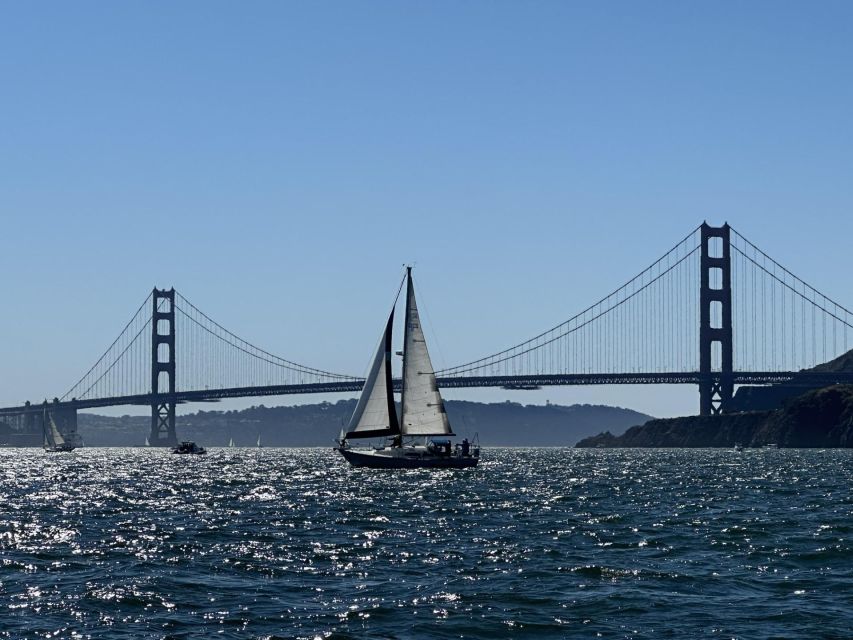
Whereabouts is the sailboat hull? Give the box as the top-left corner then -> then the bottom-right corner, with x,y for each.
337,446 -> 478,469
44,444 -> 76,453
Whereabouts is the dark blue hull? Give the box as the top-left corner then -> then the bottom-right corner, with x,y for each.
338,447 -> 479,469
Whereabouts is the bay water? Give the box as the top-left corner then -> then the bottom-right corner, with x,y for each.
2,448 -> 852,638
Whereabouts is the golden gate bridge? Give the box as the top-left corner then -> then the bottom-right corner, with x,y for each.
3,222 -> 853,446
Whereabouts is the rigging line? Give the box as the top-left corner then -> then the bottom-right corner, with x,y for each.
444,246 -> 701,375
173,306 -> 359,381
437,226 -> 703,374
174,292 -> 356,380
406,270 -> 449,371
353,270 -> 408,380
732,246 -> 853,331
60,292 -> 154,400
391,269 -> 407,310
730,226 -> 853,320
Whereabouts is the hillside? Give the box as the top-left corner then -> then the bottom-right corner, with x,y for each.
730,348 -> 853,412
577,385 -> 853,448
76,399 -> 653,447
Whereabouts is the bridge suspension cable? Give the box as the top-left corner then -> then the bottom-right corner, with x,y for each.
173,292 -> 360,391
437,225 -> 704,379
60,292 -> 156,401
438,223 -> 853,382
52,223 -> 853,409
729,227 -> 853,373
59,289 -> 360,403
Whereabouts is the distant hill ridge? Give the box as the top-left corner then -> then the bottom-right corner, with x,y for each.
76,399 -> 653,447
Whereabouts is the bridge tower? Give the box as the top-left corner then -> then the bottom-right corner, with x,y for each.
699,223 -> 733,415
149,288 -> 178,446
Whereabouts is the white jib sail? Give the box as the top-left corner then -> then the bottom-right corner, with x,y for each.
345,310 -> 399,439
401,272 -> 453,436
49,416 -> 65,446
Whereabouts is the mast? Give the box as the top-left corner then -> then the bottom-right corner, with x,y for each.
42,406 -> 49,449
400,266 -> 412,433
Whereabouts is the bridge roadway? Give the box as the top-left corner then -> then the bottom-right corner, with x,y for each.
4,371 -> 853,417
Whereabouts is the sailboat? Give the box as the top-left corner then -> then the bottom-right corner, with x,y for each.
43,410 -> 75,453
337,267 -> 479,468
228,437 -> 235,448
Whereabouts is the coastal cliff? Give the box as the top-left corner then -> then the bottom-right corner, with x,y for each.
577,385 -> 853,448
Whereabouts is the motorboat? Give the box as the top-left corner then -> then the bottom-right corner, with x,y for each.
172,441 -> 207,455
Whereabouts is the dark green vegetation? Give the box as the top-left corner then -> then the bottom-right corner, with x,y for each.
579,348 -> 853,448
578,385 -> 853,448
77,400 -> 652,447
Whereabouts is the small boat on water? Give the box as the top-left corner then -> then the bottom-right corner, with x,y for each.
43,410 -> 75,453
172,441 -> 207,455
336,267 -> 480,469
228,437 -> 234,448
733,443 -> 744,452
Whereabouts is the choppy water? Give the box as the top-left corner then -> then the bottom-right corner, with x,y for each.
1,448 -> 852,639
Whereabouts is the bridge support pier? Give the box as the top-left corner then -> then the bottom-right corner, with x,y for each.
149,288 -> 178,447
699,223 -> 734,415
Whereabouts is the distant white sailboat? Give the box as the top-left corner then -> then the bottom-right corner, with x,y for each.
144,436 -> 150,447
336,267 -> 479,468
228,437 -> 234,448
43,409 -> 75,453
256,434 -> 262,448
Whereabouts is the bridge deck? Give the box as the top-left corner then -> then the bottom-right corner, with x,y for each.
4,371 -> 853,416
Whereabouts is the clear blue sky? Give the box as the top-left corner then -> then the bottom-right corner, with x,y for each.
1,1 -> 852,418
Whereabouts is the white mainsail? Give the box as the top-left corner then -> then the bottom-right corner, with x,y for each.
345,310 -> 400,439
401,269 -> 453,437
